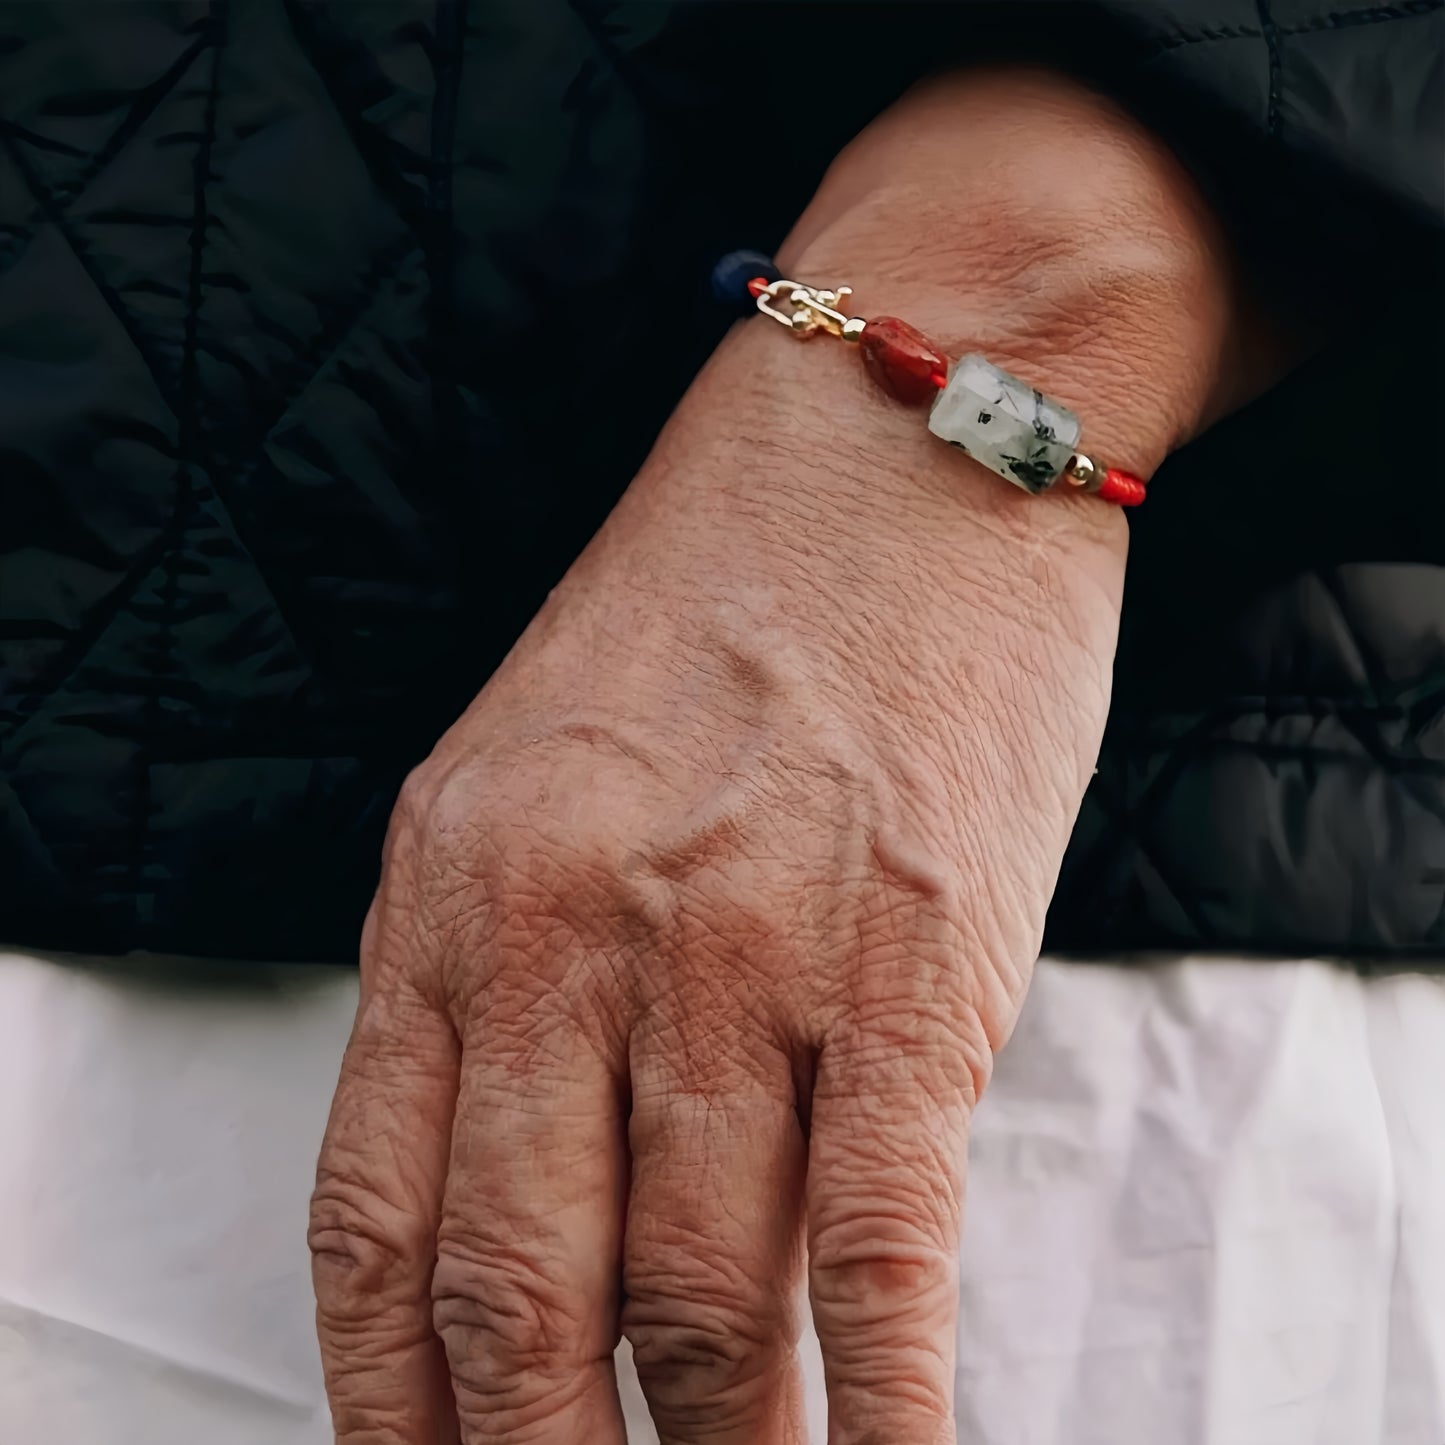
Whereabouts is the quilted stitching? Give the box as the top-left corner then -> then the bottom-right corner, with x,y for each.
277,0 -> 432,225
0,0 -> 459,943
0,221 -> 420,749
0,126 -> 189,422
1051,561 -> 1445,952
0,5 -> 427,737
1148,0 -> 1441,53
1255,0 -> 1283,134
127,0 -> 228,896
0,33 -> 211,276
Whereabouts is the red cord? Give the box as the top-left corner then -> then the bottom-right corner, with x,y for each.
1099,468 -> 1147,507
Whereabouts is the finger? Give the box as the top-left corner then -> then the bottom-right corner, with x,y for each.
434,997 -> 628,1443
807,1010 -> 984,1445
310,908 -> 462,1443
622,1007 -> 808,1444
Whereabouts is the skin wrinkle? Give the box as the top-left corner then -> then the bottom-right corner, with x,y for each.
452,1377 -> 613,1441
432,1250 -> 594,1366
553,721 -> 661,773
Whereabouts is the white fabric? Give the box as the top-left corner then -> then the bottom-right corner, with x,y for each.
0,948 -> 1441,1444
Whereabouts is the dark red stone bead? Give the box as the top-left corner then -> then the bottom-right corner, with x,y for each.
859,316 -> 950,406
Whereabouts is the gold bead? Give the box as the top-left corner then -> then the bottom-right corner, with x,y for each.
840,316 -> 867,342
1064,453 -> 1098,489
790,308 -> 814,333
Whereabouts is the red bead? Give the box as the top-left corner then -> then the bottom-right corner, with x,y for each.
1098,467 -> 1147,507
746,275 -> 770,299
859,316 -> 950,406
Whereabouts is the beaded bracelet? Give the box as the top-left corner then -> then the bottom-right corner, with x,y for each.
712,250 -> 1147,507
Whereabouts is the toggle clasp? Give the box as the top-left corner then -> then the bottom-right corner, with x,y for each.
753,279 -> 865,341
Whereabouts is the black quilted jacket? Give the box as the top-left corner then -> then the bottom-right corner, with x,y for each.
1,1 -> 1441,962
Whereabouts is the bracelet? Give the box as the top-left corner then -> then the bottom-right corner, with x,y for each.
711,250 -> 1147,507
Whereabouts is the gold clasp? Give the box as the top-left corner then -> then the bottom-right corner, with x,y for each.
754,279 -> 863,340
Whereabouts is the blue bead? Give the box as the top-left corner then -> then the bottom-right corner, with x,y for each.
710,249 -> 779,307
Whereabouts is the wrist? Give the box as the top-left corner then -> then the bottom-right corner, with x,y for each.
781,66 -> 1243,471
551,66 -> 1244,783
627,324 -> 1124,783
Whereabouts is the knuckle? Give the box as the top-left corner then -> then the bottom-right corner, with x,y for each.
810,1222 -> 957,1316
418,763 -> 495,853
308,1171 -> 431,1322
395,765 -> 512,985
432,1237 -> 596,1388
809,1219 -> 958,1355
394,756 -> 509,881
807,1131 -> 965,1328
625,1307 -> 765,1375
622,1260 -> 794,1411
390,759 -> 435,839
387,759 -> 468,884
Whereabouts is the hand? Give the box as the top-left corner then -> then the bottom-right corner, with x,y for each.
311,68 -> 1267,1443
